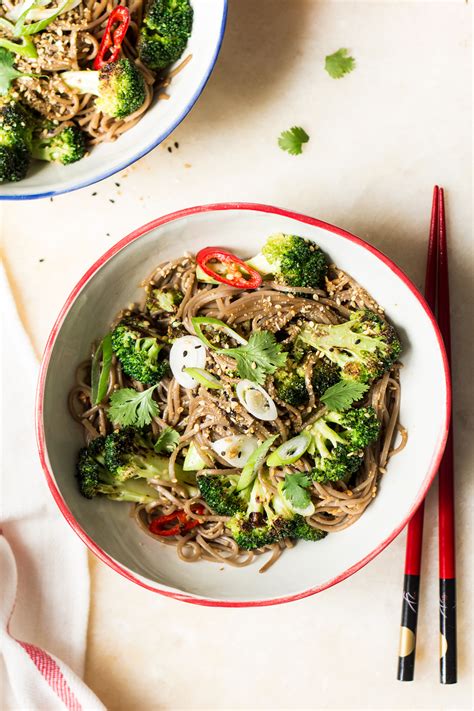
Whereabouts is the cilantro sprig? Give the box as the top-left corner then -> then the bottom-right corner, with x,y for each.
320,380 -> 368,411
324,48 -> 356,79
222,331 -> 287,385
282,472 -> 312,510
154,426 -> 180,454
278,126 -> 310,156
108,384 -> 159,428
0,47 -> 37,95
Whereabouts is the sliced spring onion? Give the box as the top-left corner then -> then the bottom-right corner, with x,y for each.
183,442 -> 208,472
210,435 -> 259,468
0,19 -> 38,57
13,0 -> 82,36
236,380 -> 278,421
169,336 -> 206,389
183,367 -> 223,390
90,334 -> 112,405
266,431 -> 312,467
191,316 -> 247,349
236,435 -> 279,491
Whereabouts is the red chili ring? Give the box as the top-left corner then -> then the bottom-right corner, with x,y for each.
197,247 -> 262,289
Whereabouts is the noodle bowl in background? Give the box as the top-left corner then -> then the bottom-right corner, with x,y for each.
37,205 -> 450,605
0,1 -> 227,198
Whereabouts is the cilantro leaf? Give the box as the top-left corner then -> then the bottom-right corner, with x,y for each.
154,426 -> 180,454
278,126 -> 310,156
108,385 -> 159,428
221,331 -> 287,385
320,380 -> 368,411
324,48 -> 356,79
0,47 -> 36,95
282,472 -> 312,510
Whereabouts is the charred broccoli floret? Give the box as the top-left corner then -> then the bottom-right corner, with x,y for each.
111,315 -> 169,385
227,477 -> 294,550
104,426 -> 196,488
274,357 -> 340,406
138,0 -> 193,71
247,233 -> 328,288
61,59 -> 146,119
306,406 -> 380,483
227,475 -> 325,550
0,100 -> 32,182
274,367 -> 308,406
197,473 -> 248,516
299,310 -> 402,384
32,125 -> 86,165
146,287 -> 184,316
311,358 -> 341,397
76,435 -> 161,503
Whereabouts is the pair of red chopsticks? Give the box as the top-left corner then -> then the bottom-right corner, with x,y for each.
397,186 -> 457,683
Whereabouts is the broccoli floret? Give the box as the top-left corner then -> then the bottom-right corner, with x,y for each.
197,474 -> 249,516
0,144 -> 30,182
247,233 -> 328,288
299,310 -> 402,384
227,476 -> 297,550
76,435 -> 161,503
227,476 -> 326,550
292,516 -> 327,542
274,357 -> 340,406
311,359 -> 341,397
146,287 -> 184,316
0,100 -> 32,182
274,367 -> 308,406
306,406 -> 380,483
138,0 -> 193,71
104,427 -> 196,488
111,315 -> 169,384
61,59 -> 146,119
32,125 -> 86,165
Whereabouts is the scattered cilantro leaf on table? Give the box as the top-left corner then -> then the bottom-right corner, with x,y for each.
277,126 -> 310,156
325,48 -> 356,79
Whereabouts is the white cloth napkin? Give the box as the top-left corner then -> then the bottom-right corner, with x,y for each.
0,265 -> 105,711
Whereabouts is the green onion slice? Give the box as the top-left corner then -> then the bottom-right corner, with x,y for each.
191,316 -> 247,350
236,434 -> 279,491
91,333 -> 112,405
183,367 -> 224,390
266,432 -> 312,467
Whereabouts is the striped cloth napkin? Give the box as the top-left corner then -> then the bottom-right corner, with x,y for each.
0,265 -> 105,711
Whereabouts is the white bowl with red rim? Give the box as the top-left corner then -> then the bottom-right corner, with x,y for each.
36,203 -> 450,606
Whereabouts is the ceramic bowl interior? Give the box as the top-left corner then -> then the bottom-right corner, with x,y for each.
0,1 -> 227,200
37,204 -> 449,605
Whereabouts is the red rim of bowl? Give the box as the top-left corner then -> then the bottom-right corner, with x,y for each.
35,202 -> 451,607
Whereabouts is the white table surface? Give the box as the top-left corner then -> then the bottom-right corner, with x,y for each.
1,1 -> 473,709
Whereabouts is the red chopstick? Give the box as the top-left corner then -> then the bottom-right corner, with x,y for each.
437,187 -> 457,684
397,186 -> 439,681
397,186 -> 457,683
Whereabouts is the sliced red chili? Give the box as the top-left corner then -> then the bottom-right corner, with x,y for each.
149,505 -> 205,537
93,6 -> 130,70
197,247 -> 262,289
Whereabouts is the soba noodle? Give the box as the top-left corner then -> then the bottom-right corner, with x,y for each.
68,253 -> 407,572
0,0 -> 191,144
